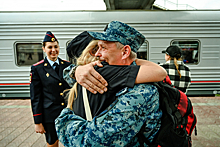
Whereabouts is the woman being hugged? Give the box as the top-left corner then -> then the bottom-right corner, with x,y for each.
30,31 -> 71,147
61,31 -> 167,119
56,28 -> 167,146
160,45 -> 192,93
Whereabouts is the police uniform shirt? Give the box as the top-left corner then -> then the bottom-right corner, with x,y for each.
47,57 -> 59,70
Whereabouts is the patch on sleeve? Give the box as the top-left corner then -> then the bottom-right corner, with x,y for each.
30,73 -> 32,83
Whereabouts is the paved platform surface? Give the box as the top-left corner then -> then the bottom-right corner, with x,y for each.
0,96 -> 220,147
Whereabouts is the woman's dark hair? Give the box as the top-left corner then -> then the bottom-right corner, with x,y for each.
42,41 -> 59,47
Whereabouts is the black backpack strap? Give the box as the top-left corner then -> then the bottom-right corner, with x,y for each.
137,122 -> 152,147
153,82 -> 182,126
174,110 -> 182,125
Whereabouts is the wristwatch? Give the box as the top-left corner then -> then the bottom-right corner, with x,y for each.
69,65 -> 79,79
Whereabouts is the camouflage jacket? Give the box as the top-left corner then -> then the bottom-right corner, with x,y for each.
55,83 -> 162,147
63,64 -> 76,87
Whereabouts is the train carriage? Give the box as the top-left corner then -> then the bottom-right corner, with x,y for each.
0,10 -> 220,97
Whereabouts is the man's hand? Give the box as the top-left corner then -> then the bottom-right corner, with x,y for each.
35,123 -> 46,134
75,61 -> 108,94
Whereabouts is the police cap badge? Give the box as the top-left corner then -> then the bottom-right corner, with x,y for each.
43,31 -> 57,42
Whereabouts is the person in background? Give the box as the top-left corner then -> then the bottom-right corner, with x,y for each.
160,45 -> 191,93
30,31 -> 71,147
56,21 -> 167,146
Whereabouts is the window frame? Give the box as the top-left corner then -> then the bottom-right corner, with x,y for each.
170,39 -> 200,65
14,41 -> 44,66
137,40 -> 149,60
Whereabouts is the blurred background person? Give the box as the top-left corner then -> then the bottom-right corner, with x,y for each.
161,45 -> 191,93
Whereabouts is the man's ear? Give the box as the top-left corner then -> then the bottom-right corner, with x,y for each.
122,45 -> 131,60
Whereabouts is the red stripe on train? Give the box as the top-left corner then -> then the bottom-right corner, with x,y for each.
0,83 -> 30,85
191,81 -> 220,83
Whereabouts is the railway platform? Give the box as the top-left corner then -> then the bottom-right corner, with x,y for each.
0,96 -> 220,147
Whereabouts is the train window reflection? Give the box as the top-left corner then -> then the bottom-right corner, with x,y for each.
137,42 -> 148,60
15,43 -> 43,66
171,40 -> 199,64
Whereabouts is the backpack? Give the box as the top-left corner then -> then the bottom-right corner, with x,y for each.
137,76 -> 197,147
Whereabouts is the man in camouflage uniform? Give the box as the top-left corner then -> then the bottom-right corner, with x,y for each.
55,21 -> 163,146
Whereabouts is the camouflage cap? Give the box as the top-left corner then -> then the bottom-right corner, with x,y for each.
88,21 -> 145,53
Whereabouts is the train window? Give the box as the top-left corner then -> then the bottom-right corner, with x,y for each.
171,40 -> 199,64
137,42 -> 148,60
15,43 -> 43,66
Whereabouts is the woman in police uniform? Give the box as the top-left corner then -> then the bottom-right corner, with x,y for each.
30,31 -> 71,147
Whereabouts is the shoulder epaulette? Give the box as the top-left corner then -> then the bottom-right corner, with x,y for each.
33,59 -> 44,66
62,59 -> 70,62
